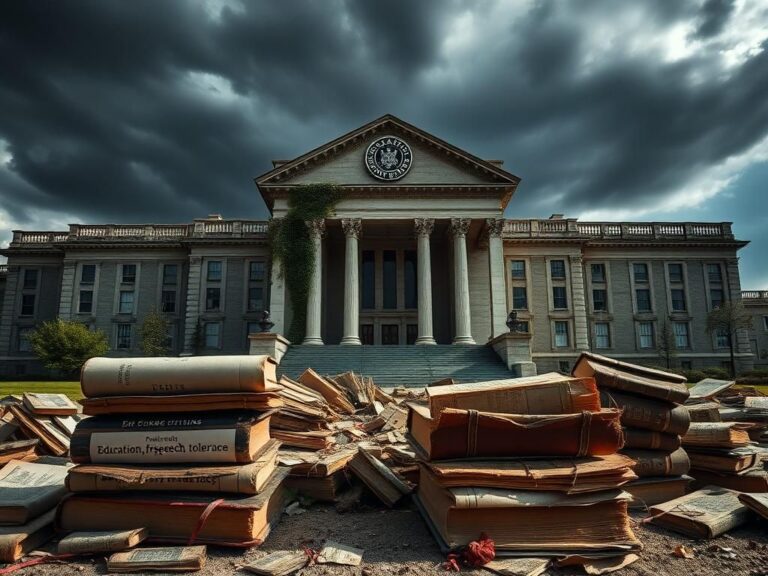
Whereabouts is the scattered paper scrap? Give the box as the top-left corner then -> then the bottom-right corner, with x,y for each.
241,550 -> 308,576
672,545 -> 694,559
316,541 -> 363,566
482,557 -> 549,576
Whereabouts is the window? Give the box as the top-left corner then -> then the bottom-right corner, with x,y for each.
382,250 -> 397,309
681,360 -> 692,370
764,316 -> 768,331
591,263 -> 606,283
668,263 -> 684,284
638,322 -> 655,348
161,290 -> 176,313
163,264 -> 178,286
635,289 -> 651,312
707,263 -> 722,283
81,264 -> 96,284
204,322 -> 221,348
558,361 -> 570,373
248,286 -> 264,312
517,321 -> 530,333
633,263 -> 649,283
550,260 -> 566,280
79,290 -> 93,314
116,324 -> 132,349
552,286 -> 568,309
362,251 -> 375,310
592,289 -> 607,311
715,328 -> 730,348
121,264 -> 136,284
248,261 -> 265,282
404,250 -> 417,309
118,291 -> 134,314
554,321 -> 569,347
406,324 -> 418,345
381,324 -> 399,345
17,327 -> 32,352
710,288 -> 724,309
510,260 -> 526,279
361,324 -> 374,345
20,294 -> 35,316
671,288 -> 686,312
673,322 -> 690,349
206,287 -> 221,311
594,322 -> 610,348
23,269 -> 38,290
512,286 -> 528,310
207,261 -> 222,282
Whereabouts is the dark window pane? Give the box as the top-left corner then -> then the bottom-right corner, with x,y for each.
636,289 -> 651,312
204,322 -> 220,348
206,287 -> 221,311
122,264 -> 136,284
23,269 -> 38,289
552,286 -> 568,309
510,260 -> 526,279
248,286 -> 264,312
383,250 -> 397,309
79,290 -> 93,313
81,264 -> 96,284
207,261 -> 222,281
406,324 -> 418,345
633,263 -> 648,283
671,288 -> 686,311
710,289 -> 724,309
118,291 -> 134,314
117,324 -> 131,349
404,250 -> 417,309
381,324 -> 399,345
707,263 -> 722,283
361,251 -> 375,310
21,294 -> 35,316
592,289 -> 607,311
512,286 -> 528,309
550,260 -> 566,279
161,290 -> 176,313
163,264 -> 178,285
361,324 -> 374,345
591,263 -> 606,283
249,261 -> 265,282
668,263 -> 683,283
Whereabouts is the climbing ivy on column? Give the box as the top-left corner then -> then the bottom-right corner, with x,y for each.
269,184 -> 342,343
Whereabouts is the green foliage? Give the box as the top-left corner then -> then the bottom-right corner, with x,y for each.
27,319 -> 109,376
270,184 -> 342,342
706,301 -> 753,376
139,310 -> 171,356
656,321 -> 677,369
701,366 -> 731,379
682,369 -> 707,383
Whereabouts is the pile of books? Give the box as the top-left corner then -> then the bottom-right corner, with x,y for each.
2,392 -> 84,458
572,352 -> 693,507
56,355 -> 291,547
407,372 -> 642,562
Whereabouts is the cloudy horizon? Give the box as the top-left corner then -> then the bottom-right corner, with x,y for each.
1,0 -> 767,286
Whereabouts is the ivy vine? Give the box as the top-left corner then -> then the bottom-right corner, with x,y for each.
269,184 -> 342,343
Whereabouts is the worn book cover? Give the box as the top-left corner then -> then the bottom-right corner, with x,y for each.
650,486 -> 749,538
297,368 -> 355,414
600,390 -> 690,435
80,355 -> 278,398
686,402 -> 722,423
623,475 -> 692,508
70,409 -> 274,465
623,447 -> 690,477
348,446 -> 412,507
278,445 -> 357,478
58,528 -> 148,554
107,545 -> 207,572
283,470 -> 349,502
270,429 -> 335,450
0,459 -> 70,525
0,439 -> 39,465
691,468 -> 768,492
687,379 -> 735,401
738,492 -> 768,520
623,428 -> 681,451
0,509 -> 56,562
686,445 -> 761,473
22,393 -> 79,416
81,391 -> 283,416
682,422 -> 752,448
8,405 -> 69,456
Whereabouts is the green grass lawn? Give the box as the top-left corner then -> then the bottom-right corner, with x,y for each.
0,382 -> 82,400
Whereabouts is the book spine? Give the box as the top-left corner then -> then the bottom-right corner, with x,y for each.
67,469 -> 257,494
594,372 -> 687,404
625,448 -> 690,477
602,391 -> 690,435
623,428 -> 681,451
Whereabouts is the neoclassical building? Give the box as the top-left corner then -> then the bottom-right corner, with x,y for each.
0,115 -> 758,378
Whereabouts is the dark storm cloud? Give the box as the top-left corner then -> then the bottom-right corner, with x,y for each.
694,0 -> 736,38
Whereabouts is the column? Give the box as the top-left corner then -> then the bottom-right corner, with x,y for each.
0,266 -> 19,355
569,253 -> 589,351
414,218 -> 436,345
267,219 -> 286,336
303,218 -> 325,345
486,218 -> 508,338
341,218 -> 362,345
57,260 -> 77,320
182,255 -> 202,355
451,218 -> 475,344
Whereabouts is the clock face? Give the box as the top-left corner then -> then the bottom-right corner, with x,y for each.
365,135 -> 413,181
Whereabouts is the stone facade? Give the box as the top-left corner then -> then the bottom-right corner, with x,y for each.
743,291 -> 768,369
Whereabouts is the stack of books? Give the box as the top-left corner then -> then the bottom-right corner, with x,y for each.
572,353 -> 693,507
56,355 -> 291,547
408,372 -> 642,559
6,392 -> 84,457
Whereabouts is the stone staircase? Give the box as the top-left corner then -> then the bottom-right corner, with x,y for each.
277,344 -> 512,388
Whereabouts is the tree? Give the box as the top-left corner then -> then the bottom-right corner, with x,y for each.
706,300 -> 753,377
28,319 -> 109,376
140,310 -> 170,356
657,321 -> 677,369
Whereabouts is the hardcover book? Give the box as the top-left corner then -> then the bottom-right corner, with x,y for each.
738,492 -> 768,520
58,528 -> 148,554
623,475 -> 692,508
106,545 -> 207,572
22,393 -> 79,416
690,468 -> 768,492
0,439 -> 39,465
297,368 -> 355,414
81,391 -> 283,416
348,446 -> 412,507
682,422 -> 752,448
0,460 -> 70,525
278,446 -> 357,478
8,405 -> 69,456
0,509 -> 56,562
270,429 -> 335,450
650,486 -> 749,538
599,390 -> 690,435
622,428 -> 680,451
686,402 -> 722,423
622,448 -> 691,477
687,379 -> 735,401
686,446 -> 761,473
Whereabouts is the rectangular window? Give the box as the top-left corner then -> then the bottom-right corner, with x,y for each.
206,287 -> 221,311
633,263 -> 649,283
638,322 -> 655,348
163,264 -> 178,285
382,250 -> 397,309
116,324 -> 132,349
673,322 -> 690,349
707,263 -> 722,283
558,360 -> 570,373
381,324 -> 399,345
81,264 -> 96,284
764,316 -> 768,331
23,269 -> 38,290
510,260 -> 526,279
671,288 -> 686,312
248,261 -> 265,282
591,263 -> 606,283
592,289 -> 607,311
79,290 -> 93,314
161,290 -> 176,313
512,286 -> 528,310
361,324 -> 374,345
248,286 -> 264,312
550,260 -> 566,280
635,288 -> 651,312
715,328 -> 730,348
552,286 -> 568,309
121,264 -> 136,284
361,251 -> 375,310
207,261 -> 222,282
18,327 -> 32,352
594,322 -> 610,348
668,263 -> 684,284
20,294 -> 35,316
406,324 -> 418,345
554,321 -> 569,347
118,291 -> 134,314
204,322 -> 221,348
710,288 -> 724,309
404,250 -> 417,309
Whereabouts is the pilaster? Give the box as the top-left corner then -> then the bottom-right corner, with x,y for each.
570,253 -> 589,351
486,218 -> 507,339
57,261 -> 77,320
726,258 -> 752,360
0,266 -> 19,355
451,218 -> 475,344
182,255 -> 203,355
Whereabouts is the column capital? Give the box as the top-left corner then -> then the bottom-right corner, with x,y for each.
414,218 -> 435,238
569,253 -> 584,265
341,218 -> 362,239
305,218 -> 326,238
450,218 -> 471,237
485,218 -> 505,238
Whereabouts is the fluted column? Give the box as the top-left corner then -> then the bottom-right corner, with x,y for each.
414,218 -> 436,345
486,218 -> 508,338
569,253 -> 589,351
341,218 -> 362,345
451,218 -> 475,344
303,219 -> 325,345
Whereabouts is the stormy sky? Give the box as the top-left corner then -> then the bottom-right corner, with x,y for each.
1,0 -> 767,286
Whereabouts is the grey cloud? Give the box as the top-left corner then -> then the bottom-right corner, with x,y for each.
694,0 -> 736,38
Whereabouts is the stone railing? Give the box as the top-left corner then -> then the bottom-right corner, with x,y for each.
11,231 -> 70,244
503,219 -> 734,241
742,290 -> 768,300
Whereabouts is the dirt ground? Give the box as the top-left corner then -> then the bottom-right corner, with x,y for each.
20,498 -> 768,576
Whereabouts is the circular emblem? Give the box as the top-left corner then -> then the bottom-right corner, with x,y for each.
365,135 -> 413,181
